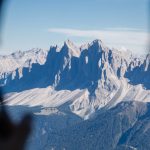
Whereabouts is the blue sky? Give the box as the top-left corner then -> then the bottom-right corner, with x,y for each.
0,0 -> 149,54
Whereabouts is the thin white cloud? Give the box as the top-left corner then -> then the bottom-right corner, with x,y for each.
105,27 -> 145,32
48,28 -> 149,54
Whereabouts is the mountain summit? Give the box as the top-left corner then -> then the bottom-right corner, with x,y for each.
63,40 -> 80,57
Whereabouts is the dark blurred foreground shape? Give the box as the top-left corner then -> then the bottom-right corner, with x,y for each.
0,97 -> 32,150
0,0 -> 3,17
0,1 -> 32,150
0,0 -> 4,28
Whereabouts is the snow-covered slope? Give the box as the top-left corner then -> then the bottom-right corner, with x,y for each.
0,39 -> 150,119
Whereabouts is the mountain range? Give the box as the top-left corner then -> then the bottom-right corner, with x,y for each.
0,39 -> 150,150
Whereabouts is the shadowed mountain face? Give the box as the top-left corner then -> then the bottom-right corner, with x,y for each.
125,54 -> 150,89
0,40 -> 149,94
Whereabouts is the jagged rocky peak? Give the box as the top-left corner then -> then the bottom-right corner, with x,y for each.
90,39 -> 103,46
88,39 -> 109,52
80,39 -> 106,51
62,40 -> 80,57
49,45 -> 60,53
64,39 -> 76,48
